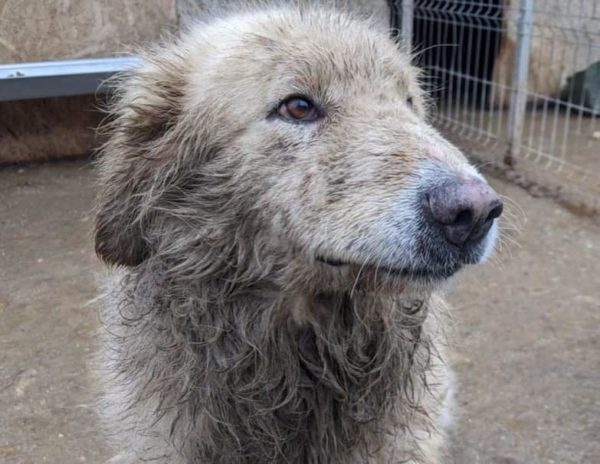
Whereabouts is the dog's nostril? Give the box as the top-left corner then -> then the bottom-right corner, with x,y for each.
486,202 -> 504,222
453,209 -> 473,226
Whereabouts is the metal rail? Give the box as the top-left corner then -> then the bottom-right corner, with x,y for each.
0,57 -> 141,102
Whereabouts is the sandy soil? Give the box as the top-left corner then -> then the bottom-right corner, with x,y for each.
0,160 -> 598,464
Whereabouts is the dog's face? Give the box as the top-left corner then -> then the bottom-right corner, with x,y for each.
96,9 -> 502,292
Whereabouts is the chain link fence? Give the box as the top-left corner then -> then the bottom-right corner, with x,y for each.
390,0 -> 600,211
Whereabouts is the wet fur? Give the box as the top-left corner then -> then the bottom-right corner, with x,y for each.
95,6 -> 468,464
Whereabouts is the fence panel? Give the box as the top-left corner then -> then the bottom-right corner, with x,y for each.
390,0 -> 600,209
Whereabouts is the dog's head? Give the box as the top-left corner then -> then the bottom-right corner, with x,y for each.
95,8 -> 502,292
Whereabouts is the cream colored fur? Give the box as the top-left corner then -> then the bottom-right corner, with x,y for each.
94,6 -> 496,463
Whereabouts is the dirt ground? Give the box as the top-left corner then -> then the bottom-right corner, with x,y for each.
0,160 -> 598,464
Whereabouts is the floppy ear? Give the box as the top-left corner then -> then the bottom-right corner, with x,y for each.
94,55 -> 186,267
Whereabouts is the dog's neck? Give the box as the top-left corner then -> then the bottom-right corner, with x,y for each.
122,266 -> 434,462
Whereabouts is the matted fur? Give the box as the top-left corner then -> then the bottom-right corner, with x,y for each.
95,5 -> 493,463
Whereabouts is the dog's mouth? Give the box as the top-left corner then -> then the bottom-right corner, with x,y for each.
317,257 -> 461,281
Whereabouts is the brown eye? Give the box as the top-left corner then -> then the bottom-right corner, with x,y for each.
277,96 -> 320,122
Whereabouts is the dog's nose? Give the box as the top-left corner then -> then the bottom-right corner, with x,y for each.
426,178 -> 503,248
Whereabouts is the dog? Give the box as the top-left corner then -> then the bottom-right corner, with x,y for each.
94,6 -> 503,463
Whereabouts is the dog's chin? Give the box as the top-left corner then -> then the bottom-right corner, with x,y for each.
316,257 -> 462,292
313,223 -> 498,292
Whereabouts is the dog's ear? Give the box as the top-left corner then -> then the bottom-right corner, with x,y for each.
94,56 -> 186,267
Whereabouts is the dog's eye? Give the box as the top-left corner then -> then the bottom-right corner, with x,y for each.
406,96 -> 414,109
277,96 -> 320,122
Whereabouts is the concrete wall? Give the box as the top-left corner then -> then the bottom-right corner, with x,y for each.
0,96 -> 103,164
177,0 -> 389,30
0,0 -> 177,164
0,0 -> 176,63
0,0 -> 389,64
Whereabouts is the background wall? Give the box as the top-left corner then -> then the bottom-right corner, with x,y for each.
0,0 -> 178,164
0,0 -> 177,62
176,0 -> 389,29
0,0 -> 389,164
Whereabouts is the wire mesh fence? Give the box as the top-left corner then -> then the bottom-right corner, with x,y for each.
390,0 -> 600,209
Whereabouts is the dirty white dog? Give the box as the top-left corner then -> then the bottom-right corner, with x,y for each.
94,6 -> 503,464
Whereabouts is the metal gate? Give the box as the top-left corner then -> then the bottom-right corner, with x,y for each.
390,0 -> 600,210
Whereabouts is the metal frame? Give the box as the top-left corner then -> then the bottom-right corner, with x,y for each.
0,57 -> 141,102
392,0 -> 600,207
505,0 -> 534,165
401,0 -> 415,45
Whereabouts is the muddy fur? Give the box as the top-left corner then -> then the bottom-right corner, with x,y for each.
95,5 -> 491,464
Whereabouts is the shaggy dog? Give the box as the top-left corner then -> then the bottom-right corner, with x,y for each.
94,6 -> 503,463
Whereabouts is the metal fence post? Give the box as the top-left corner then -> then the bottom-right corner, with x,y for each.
506,0 -> 534,166
401,0 -> 415,46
